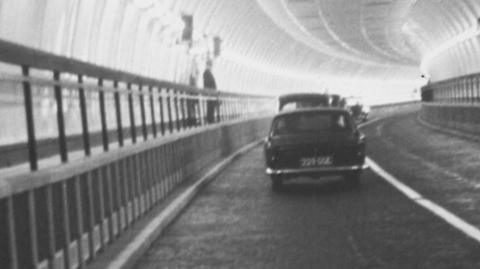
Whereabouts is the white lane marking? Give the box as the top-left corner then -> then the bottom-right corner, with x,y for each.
367,157 -> 480,244
366,158 -> 422,200
357,116 -> 384,128
375,122 -> 479,189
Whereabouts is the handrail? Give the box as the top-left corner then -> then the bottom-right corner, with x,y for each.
0,38 -> 275,269
0,39 -> 268,98
0,118 -> 258,199
0,38 -> 275,171
421,72 -> 480,103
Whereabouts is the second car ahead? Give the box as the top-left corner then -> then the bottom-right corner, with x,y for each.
264,108 -> 367,190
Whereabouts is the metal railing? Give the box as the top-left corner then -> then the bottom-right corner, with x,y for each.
0,39 -> 274,269
420,73 -> 480,135
0,39 -> 274,171
421,73 -> 480,103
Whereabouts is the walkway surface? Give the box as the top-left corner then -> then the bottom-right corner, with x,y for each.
134,110 -> 480,269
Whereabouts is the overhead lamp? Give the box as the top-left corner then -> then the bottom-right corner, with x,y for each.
213,36 -> 222,57
181,15 -> 193,42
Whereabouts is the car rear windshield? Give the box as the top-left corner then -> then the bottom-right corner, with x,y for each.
279,95 -> 329,111
271,111 -> 353,135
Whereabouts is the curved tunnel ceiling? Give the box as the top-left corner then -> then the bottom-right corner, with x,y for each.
171,0 -> 480,84
1,0 -> 480,102
173,0 -> 420,82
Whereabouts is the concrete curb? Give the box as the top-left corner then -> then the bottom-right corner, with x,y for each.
98,139 -> 264,269
416,114 -> 480,143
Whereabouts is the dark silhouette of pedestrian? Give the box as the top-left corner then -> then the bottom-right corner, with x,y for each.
203,60 -> 217,123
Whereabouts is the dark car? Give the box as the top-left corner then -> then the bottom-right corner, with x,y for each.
264,108 -> 367,190
346,97 -> 369,123
278,93 -> 330,111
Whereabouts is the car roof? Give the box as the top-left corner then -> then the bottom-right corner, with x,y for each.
278,93 -> 329,99
273,107 -> 350,118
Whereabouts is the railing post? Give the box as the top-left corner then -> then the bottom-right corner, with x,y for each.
226,98 -> 230,121
21,65 -> 38,171
54,70 -> 68,163
95,170 -> 106,249
167,89 -> 173,133
149,86 -> 157,138
450,82 -> 454,103
202,96 -> 208,125
86,172 -> 96,259
226,97 -> 230,121
174,91 -> 181,131
219,96 -> 225,122
470,77 -> 475,104
121,160 -> 130,228
236,99 -> 240,119
131,156 -> 139,219
127,83 -> 137,143
7,197 -> 18,269
139,84 -> 148,141
477,77 -> 480,103
114,81 -> 124,147
178,92 -> 184,129
234,98 -> 238,119
185,94 -> 191,128
78,75 -> 91,156
216,95 -> 221,123
229,98 -> 233,120
158,88 -> 165,136
60,182 -> 71,269
45,186 -> 56,268
98,78 -> 109,151
28,190 -> 39,268
181,92 -> 187,129
134,155 -> 143,216
198,95 -> 205,126
113,163 -> 123,236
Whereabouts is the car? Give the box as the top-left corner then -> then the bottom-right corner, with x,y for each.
278,93 -> 330,111
264,107 -> 367,190
345,96 -> 369,123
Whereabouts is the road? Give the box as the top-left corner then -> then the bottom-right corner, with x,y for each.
135,111 -> 480,269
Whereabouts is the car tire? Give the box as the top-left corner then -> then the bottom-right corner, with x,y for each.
344,172 -> 361,187
271,175 -> 283,191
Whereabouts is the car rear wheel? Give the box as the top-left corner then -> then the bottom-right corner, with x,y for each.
271,175 -> 283,191
344,171 -> 361,187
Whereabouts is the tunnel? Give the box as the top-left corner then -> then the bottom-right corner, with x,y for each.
1,1 -> 480,268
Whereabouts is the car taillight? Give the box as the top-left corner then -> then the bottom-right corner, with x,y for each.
266,140 -> 272,149
266,147 -> 278,165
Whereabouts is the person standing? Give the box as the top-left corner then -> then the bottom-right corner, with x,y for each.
203,60 -> 217,123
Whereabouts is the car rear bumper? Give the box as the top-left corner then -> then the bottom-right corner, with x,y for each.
266,164 -> 368,176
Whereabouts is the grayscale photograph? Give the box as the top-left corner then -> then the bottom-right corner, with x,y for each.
1,0 -> 480,268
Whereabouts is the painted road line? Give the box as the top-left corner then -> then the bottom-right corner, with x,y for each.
367,157 -> 480,244
366,158 -> 422,200
357,116 -> 384,128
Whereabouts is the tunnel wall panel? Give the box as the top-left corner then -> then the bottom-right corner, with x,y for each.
420,103 -> 480,135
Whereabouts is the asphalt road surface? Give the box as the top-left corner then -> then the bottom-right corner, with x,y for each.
135,111 -> 480,269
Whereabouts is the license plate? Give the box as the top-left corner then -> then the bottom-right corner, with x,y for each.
300,156 -> 333,167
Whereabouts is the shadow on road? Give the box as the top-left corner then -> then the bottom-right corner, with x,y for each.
274,176 -> 361,196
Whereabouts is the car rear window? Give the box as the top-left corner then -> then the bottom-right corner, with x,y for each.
272,111 -> 352,135
279,95 -> 329,111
